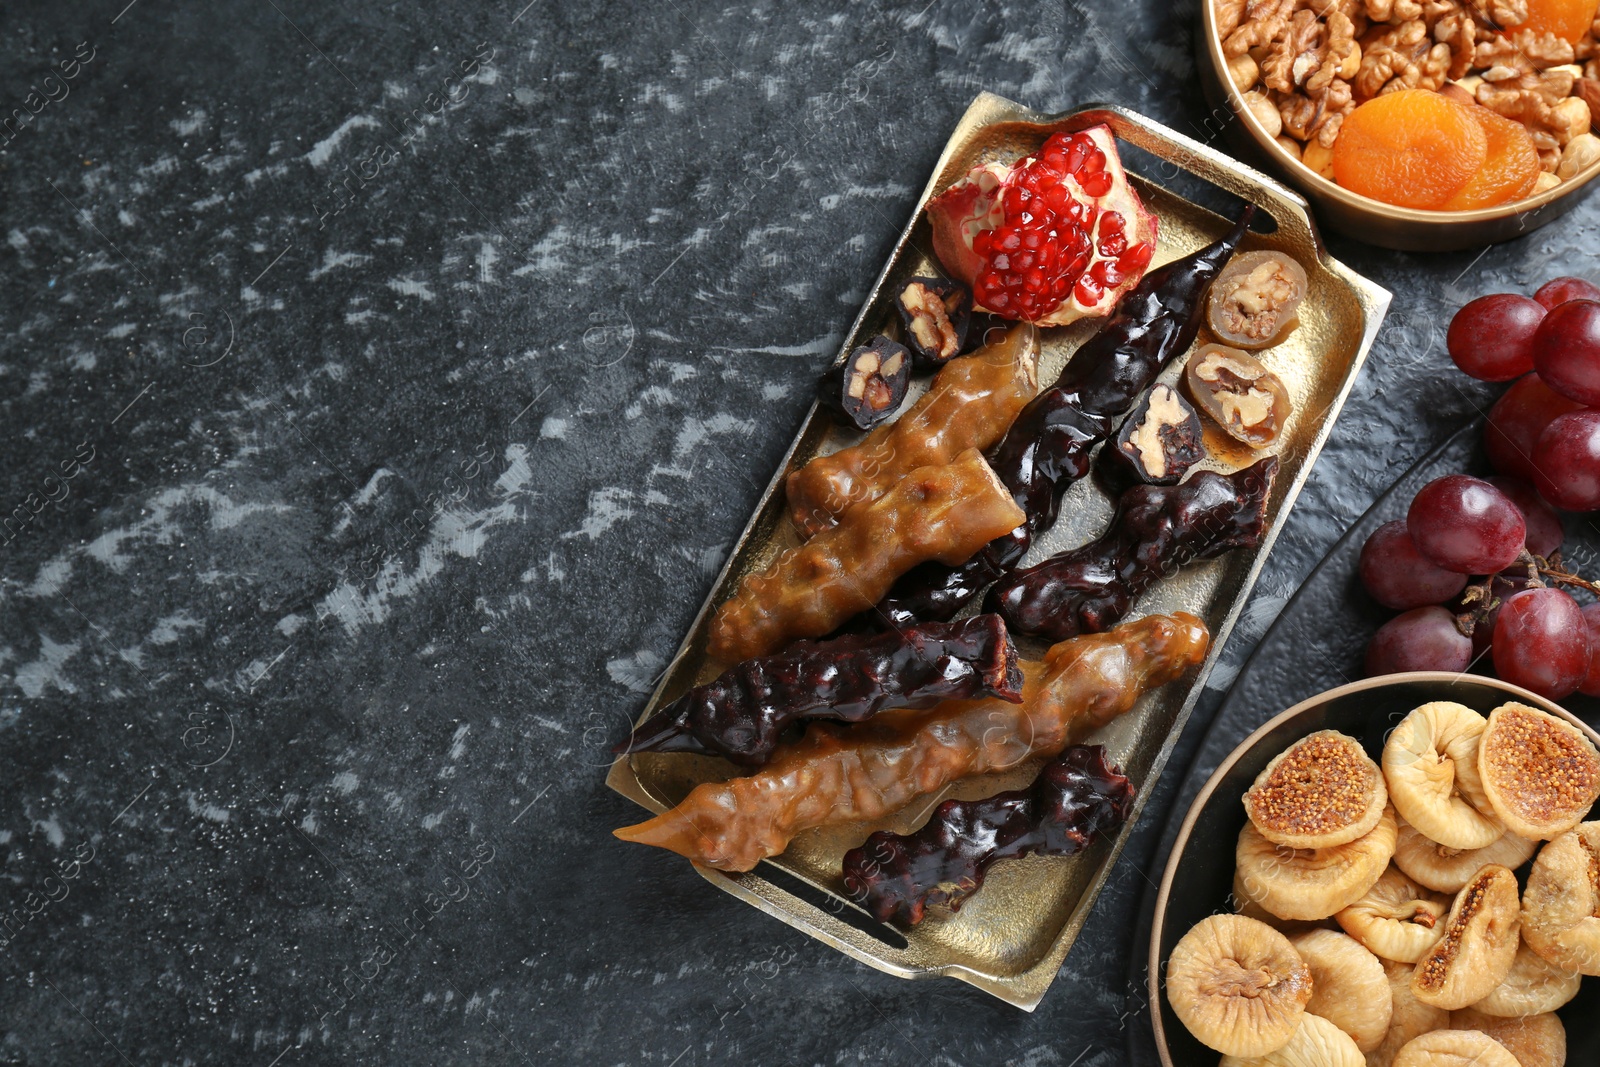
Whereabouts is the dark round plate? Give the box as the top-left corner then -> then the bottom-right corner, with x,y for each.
1147,672 -> 1600,1066
1127,418 -> 1600,1064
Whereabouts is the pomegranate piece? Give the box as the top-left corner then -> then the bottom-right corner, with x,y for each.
926,126 -> 1159,327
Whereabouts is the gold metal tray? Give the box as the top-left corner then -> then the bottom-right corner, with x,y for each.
606,93 -> 1391,1010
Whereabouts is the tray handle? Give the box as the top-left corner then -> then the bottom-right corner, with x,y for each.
1048,100 -> 1326,259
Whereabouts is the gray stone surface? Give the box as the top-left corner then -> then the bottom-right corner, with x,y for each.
1,1 -> 1596,1064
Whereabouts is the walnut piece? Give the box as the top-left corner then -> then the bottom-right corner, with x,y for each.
1471,0 -> 1529,26
1310,11 -> 1361,91
1365,0 -> 1423,22
1225,0 -> 1297,57
1263,8 -> 1325,91
1216,0 -> 1249,38
1279,77 -> 1354,142
1433,10 -> 1476,80
1357,19 -> 1451,98
1475,29 -> 1575,76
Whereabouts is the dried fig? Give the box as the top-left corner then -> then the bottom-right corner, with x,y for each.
1207,249 -> 1308,349
1218,1012 -> 1365,1067
1392,815 -> 1537,895
1476,702 -> 1600,841
1236,806 -> 1397,921
1468,940 -> 1582,1018
1335,867 -> 1449,964
1520,821 -> 1600,975
1166,913 -> 1313,1057
1450,1009 -> 1567,1067
1369,959 -> 1451,1067
1383,702 -> 1504,852
1185,343 -> 1293,448
1392,1029 -> 1519,1067
1411,864 -> 1521,1010
1233,870 -> 1336,937
1246,729 -> 1388,850
1289,929 -> 1393,1052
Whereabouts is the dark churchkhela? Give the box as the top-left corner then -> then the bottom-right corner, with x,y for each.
841,744 -> 1134,927
612,614 -> 1022,768
874,206 -> 1258,627
987,457 -> 1278,643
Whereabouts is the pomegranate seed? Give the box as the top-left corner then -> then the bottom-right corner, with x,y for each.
1118,243 -> 1154,273
1075,274 -> 1104,305
1080,171 -> 1112,197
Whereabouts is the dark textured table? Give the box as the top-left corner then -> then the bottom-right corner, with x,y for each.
3,1 -> 1595,1064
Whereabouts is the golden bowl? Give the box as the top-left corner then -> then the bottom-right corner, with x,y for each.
1197,4 -> 1600,251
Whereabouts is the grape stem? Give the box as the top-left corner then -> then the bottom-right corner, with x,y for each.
1452,550 -> 1599,638
1525,549 -> 1600,598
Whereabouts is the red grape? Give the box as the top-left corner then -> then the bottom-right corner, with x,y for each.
1531,411 -> 1600,512
1582,603 -> 1600,697
1533,276 -> 1600,310
1492,587 -> 1590,699
1447,294 -> 1545,381
1531,298 -> 1600,406
1485,475 -> 1565,557
1365,606 -> 1472,676
1359,520 -> 1469,610
1407,475 -> 1527,574
1484,372 -> 1585,483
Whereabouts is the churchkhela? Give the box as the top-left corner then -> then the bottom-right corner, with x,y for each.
614,613 -> 1209,872
613,614 -> 1023,768
876,207 -> 1257,627
842,744 -> 1134,927
707,447 -> 1025,664
785,324 -> 1039,539
988,458 -> 1278,643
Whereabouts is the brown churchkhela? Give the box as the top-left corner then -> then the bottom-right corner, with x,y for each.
785,324 -> 1039,539
707,447 -> 1025,664
616,612 -> 1210,871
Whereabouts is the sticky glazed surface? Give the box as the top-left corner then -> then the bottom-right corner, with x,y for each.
616,613 -> 1209,872
784,325 -> 1039,539
707,447 -> 1025,663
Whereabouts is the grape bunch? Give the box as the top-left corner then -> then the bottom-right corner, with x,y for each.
1361,276 -> 1600,701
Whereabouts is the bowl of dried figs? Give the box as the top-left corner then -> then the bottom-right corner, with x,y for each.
1200,0 -> 1600,250
1149,672 -> 1600,1067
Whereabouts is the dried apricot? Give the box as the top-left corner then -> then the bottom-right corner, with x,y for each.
1332,90 -> 1487,210
1442,106 -> 1541,210
1515,0 -> 1599,44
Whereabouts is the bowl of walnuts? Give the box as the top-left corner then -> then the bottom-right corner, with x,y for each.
1149,672 -> 1600,1066
1199,0 -> 1600,250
